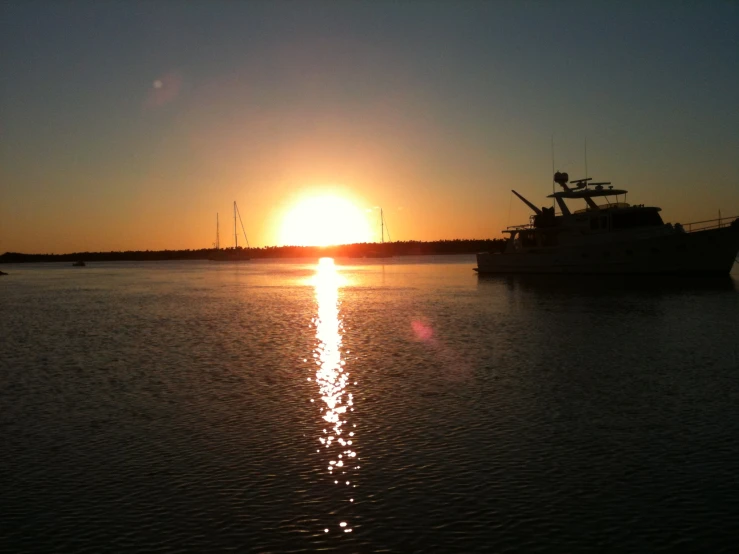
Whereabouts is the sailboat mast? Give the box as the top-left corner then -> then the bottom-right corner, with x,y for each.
381,208 -> 384,244
234,202 -> 250,249
216,213 -> 220,249
234,201 -> 238,249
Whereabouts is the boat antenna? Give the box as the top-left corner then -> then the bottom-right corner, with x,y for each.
551,134 -> 556,213
381,208 -> 384,244
235,202 -> 250,248
506,190 -> 514,228
584,137 -> 588,180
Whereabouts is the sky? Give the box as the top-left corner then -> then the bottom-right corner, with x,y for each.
1,0 -> 738,253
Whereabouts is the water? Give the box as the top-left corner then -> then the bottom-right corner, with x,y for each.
2,256 -> 739,552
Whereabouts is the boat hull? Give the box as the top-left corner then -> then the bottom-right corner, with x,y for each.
476,224 -> 739,275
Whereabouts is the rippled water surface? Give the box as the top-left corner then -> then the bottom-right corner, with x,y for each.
2,256 -> 739,552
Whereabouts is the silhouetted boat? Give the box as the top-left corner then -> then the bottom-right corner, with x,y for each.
365,208 -> 393,258
72,261 -> 86,267
0,270 -> 8,276
476,172 -> 739,275
209,201 -> 251,261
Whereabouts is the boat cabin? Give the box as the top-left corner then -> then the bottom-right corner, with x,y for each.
502,173 -> 667,252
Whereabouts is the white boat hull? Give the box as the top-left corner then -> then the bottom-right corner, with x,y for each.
476,225 -> 739,275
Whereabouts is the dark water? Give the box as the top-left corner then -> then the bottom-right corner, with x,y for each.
2,256 -> 739,552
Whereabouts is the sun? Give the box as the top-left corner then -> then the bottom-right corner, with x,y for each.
279,195 -> 372,247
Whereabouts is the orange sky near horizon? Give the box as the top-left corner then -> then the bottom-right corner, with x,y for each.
3,130 -> 737,254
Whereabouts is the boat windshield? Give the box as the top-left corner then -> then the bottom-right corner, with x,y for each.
611,209 -> 663,229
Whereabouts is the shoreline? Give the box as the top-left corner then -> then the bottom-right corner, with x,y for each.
1,239 -> 505,264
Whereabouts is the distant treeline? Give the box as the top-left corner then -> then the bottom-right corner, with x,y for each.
1,239 -> 506,264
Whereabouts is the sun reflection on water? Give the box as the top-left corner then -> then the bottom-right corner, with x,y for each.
311,257 -> 356,535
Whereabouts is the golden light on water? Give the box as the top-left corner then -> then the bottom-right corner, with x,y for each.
312,257 -> 356,534
280,195 -> 371,247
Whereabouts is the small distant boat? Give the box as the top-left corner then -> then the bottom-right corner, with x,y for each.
209,201 -> 251,261
476,171 -> 739,275
72,261 -> 86,267
365,208 -> 393,258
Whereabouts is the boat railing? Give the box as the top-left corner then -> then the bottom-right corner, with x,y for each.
503,223 -> 534,233
681,216 -> 739,233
